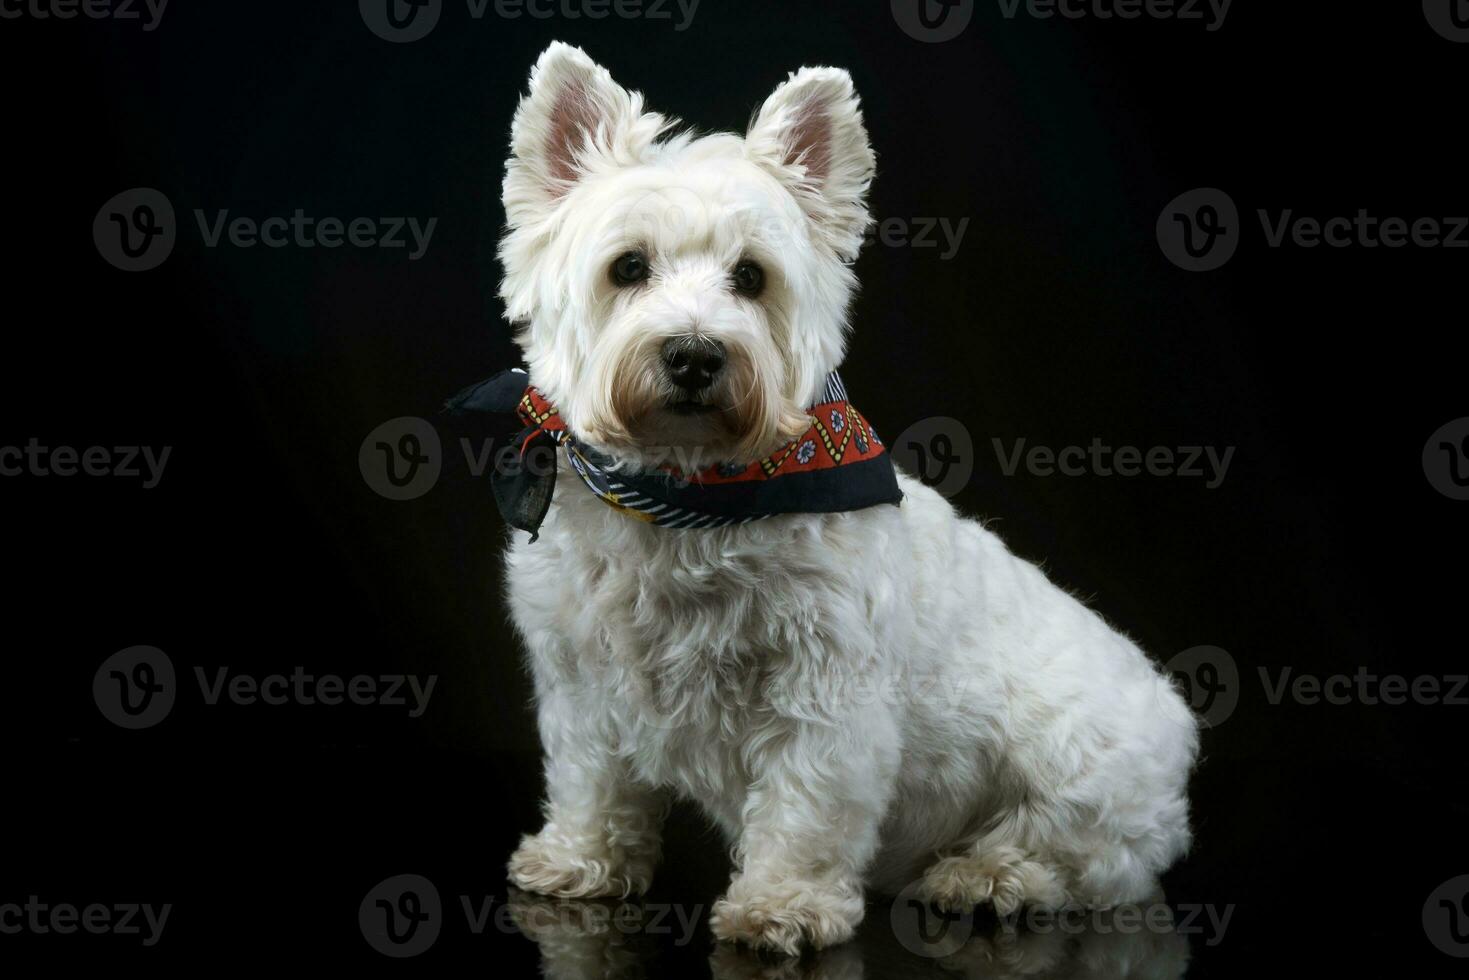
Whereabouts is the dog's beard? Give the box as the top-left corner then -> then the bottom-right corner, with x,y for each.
574,330 -> 809,473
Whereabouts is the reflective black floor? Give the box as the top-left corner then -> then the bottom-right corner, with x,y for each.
8,721 -> 1465,973
504,890 -> 1198,980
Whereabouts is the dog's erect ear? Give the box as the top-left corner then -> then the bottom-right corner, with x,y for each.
505,42 -> 664,223
746,67 -> 875,261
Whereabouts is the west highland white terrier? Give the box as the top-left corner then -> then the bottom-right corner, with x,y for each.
491,42 -> 1199,955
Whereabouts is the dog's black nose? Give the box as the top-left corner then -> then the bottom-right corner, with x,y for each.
662,336 -> 726,392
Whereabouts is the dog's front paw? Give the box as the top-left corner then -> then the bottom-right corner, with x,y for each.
710,876 -> 863,955
917,847 -> 1068,917
507,829 -> 654,899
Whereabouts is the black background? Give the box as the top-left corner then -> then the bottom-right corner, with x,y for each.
3,0 -> 1467,974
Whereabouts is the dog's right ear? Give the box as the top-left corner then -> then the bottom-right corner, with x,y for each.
504,42 -> 664,225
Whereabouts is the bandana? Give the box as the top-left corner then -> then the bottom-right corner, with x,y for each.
444,369 -> 902,540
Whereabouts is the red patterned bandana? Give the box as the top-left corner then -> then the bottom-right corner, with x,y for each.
445,369 -> 903,540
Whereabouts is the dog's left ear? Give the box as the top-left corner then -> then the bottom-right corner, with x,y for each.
504,42 -> 666,226
746,67 -> 875,261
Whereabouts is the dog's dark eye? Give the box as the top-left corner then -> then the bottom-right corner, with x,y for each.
732,260 -> 764,297
611,251 -> 649,287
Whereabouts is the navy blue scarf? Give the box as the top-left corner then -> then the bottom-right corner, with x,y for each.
445,369 -> 902,540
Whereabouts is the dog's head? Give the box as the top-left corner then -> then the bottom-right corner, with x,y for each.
499,42 -> 874,471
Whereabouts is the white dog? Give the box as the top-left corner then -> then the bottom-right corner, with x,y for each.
498,42 -> 1198,955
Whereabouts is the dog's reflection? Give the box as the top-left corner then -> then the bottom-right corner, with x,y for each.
507,889 -> 1191,980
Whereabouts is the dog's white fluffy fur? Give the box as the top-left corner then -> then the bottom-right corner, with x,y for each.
500,42 -> 1199,955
